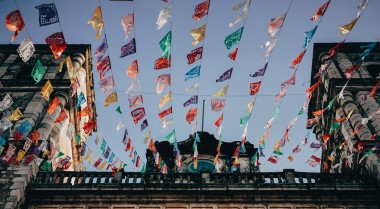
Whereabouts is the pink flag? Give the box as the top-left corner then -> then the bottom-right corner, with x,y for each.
96,56 -> 111,79
126,60 -> 138,79
156,74 -> 171,94
98,75 -> 114,94
281,71 -> 296,86
268,13 -> 286,37
131,107 -> 145,124
128,95 -> 143,108
211,99 -> 225,112
158,106 -> 172,119
121,14 -> 134,40
186,108 -> 198,124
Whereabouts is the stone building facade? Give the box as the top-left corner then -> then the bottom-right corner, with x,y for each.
308,42 -> 380,183
0,44 -> 96,208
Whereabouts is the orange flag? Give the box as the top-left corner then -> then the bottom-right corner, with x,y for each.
47,96 -> 60,115
312,109 -> 326,116
290,50 -> 306,69
5,10 -> 25,42
78,106 -> 91,117
54,109 -> 68,123
126,60 -> 138,79
185,108 -> 198,124
214,113 -> 224,127
370,80 -> 380,97
306,79 -> 321,94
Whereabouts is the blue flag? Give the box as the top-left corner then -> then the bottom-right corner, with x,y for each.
120,38 -> 136,58
359,42 -> 377,60
75,92 -> 86,108
303,25 -> 318,48
216,68 -> 233,82
184,65 -> 201,81
35,4 -> 59,26
250,63 -> 268,77
17,120 -> 32,137
140,119 -> 148,131
0,136 -> 6,146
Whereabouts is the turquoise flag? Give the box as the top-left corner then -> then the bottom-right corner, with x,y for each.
326,95 -> 337,110
195,132 -> 200,142
160,31 -> 172,58
165,129 -> 175,144
359,42 -> 377,60
31,59 -> 45,84
239,114 -> 250,127
184,65 -> 201,81
116,106 -> 122,114
329,121 -> 341,133
303,25 -> 318,48
273,150 -> 283,155
224,27 -> 244,50
75,92 -> 86,108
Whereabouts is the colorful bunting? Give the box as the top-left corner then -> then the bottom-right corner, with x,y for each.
184,66 -> 201,81
75,92 -> 86,108
268,156 -> 278,164
187,47 -> 203,64
98,75 -> 114,94
224,27 -> 244,50
311,0 -> 331,22
216,68 -> 233,82
131,107 -> 146,124
126,60 -> 138,79
211,99 -> 225,112
193,0 -> 210,21
158,106 -> 172,119
268,13 -> 286,38
159,91 -> 172,109
121,13 -> 134,40
165,130 -> 176,144
229,0 -> 251,28
337,17 -> 360,36
185,82 -> 200,93
45,32 -> 66,60
214,113 -> 223,127
213,85 -> 229,97
125,79 -> 141,96
154,56 -> 171,70
160,31 -> 172,58
306,79 -> 321,94
345,62 -> 362,78
96,56 -> 111,80
303,25 -> 318,48
228,48 -> 238,61
17,37 -> 35,62
314,60 -> 332,78
290,50 -> 306,69
156,6 -> 172,29
87,6 -> 103,40
41,80 -> 53,100
104,91 -> 118,107
370,80 -> 380,97
249,81 -> 261,96
128,95 -> 143,108
281,71 -> 296,86
31,59 -> 46,84
54,109 -> 67,123
183,95 -> 198,107
83,119 -> 96,134
249,63 -> 267,77
5,10 -> 25,42
35,4 -> 59,26
95,37 -> 108,60
156,74 -> 171,94
140,119 -> 149,131
191,24 -> 206,46
246,97 -> 256,113
186,108 -> 198,124
120,38 -> 136,58
359,42 -> 377,61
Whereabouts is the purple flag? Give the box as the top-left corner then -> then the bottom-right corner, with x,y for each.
122,129 -> 128,145
183,95 -> 198,107
120,38 -> 136,58
310,142 -> 323,148
98,75 -> 114,94
140,119 -> 148,131
216,68 -> 233,82
104,146 -> 111,159
250,63 -> 268,77
95,37 -> 108,60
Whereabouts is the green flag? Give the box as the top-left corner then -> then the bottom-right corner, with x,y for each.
329,121 -> 341,133
193,140 -> 197,152
159,31 -> 172,58
31,59 -> 45,84
116,106 -> 122,114
75,133 -> 81,144
101,139 -> 106,153
326,96 -> 337,110
240,114 -> 251,127
224,27 -> 244,50
40,161 -> 51,171
165,129 -> 175,144
273,150 -> 283,155
141,163 -> 146,174
298,107 -> 304,116
55,151 -> 64,159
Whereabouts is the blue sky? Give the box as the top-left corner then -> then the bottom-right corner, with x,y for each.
1,0 -> 379,172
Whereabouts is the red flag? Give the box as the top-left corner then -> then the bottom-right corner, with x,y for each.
290,50 -> 306,69
233,145 -> 240,157
249,81 -> 261,96
187,47 -> 203,64
324,40 -> 344,60
135,155 -> 140,167
154,56 -> 171,70
214,113 -> 224,127
306,79 -> 321,94
45,32 -> 67,60
334,117 -> 347,123
13,130 -> 23,142
370,80 -> 380,97
323,134 -> 330,142
345,63 -> 362,79
125,138 -> 131,151
78,106 -> 91,117
148,139 -> 156,153
311,155 -> 321,162
158,106 -> 172,119
96,56 -> 111,79
5,10 -> 25,42
94,158 -> 102,167
131,107 -> 146,124
83,118 -> 97,134
310,0 -> 331,22
228,48 -> 238,61
54,109 -> 67,123
192,0 -> 210,21
268,156 -> 278,164
47,96 -> 61,115
30,130 -> 40,145
185,108 -> 198,124
292,145 -> 301,153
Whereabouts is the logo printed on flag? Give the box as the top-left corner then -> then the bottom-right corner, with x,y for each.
192,0 -> 210,21
35,4 -> 59,26
154,56 -> 171,70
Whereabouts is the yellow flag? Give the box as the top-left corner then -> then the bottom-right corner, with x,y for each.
42,150 -> 49,158
16,150 -> 25,162
191,24 -> 206,46
213,85 -> 229,97
159,91 -> 172,109
104,91 -> 118,107
84,149 -> 92,163
117,161 -> 123,171
88,6 -> 104,40
41,80 -> 53,100
258,134 -> 265,146
98,161 -> 107,170
246,97 -> 256,113
337,17 -> 359,36
144,131 -> 151,144
8,108 -> 23,121
288,155 -> 294,161
58,56 -> 75,82
273,139 -> 281,152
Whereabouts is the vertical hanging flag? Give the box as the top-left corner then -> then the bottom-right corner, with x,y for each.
187,47 -> 203,64
191,24 -> 206,46
140,119 -> 149,131
303,25 -> 318,48
17,37 -> 35,62
126,60 -> 139,79
41,80 -> 53,100
229,0 -> 251,28
96,56 -> 111,79
211,99 -> 225,112
31,59 -> 45,84
314,60 -> 332,78
183,95 -> 198,107
95,37 -> 108,60
158,106 -> 172,119
78,106 -> 91,117
121,13 -> 134,40
193,0 -> 210,21
249,81 -> 261,96
359,42 -> 377,61
311,0 -> 331,22
128,94 -> 143,108
120,38 -> 136,58
35,4 -> 59,26
125,79 -> 141,96
224,27 -> 244,50
104,91 -> 118,107
154,56 -> 171,70
228,48 -> 238,61
160,31 -> 172,58
249,63 -> 268,77
324,41 -> 344,61
159,91 -> 172,109
213,85 -> 229,97
5,10 -> 25,42
345,63 -> 362,78
156,6 -> 172,29
131,107 -> 146,124
290,50 -> 307,69
184,66 -> 201,81
337,17 -> 360,36
214,113 -> 224,127
268,13 -> 286,38
98,75 -> 114,94
45,32 -> 66,60
246,97 -> 256,113
156,74 -> 171,94
370,80 -> 380,98
47,96 -> 60,114
186,108 -> 198,124
116,120 -> 125,133
88,6 -> 103,40
216,68 -> 233,82
54,109 -> 67,123
357,0 -> 370,17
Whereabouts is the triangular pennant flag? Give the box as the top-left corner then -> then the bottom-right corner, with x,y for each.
290,50 -> 306,69
185,82 -> 200,93
337,17 -> 360,36
249,63 -> 267,77
160,31 -> 172,58
83,118 -> 96,134
104,91 -> 118,107
128,95 -> 143,108
116,106 -> 122,114
303,25 -> 318,48
268,13 -> 286,37
281,71 -> 296,86
87,6 -> 103,40
96,56 -> 111,80
213,85 -> 229,97
54,109 -> 67,123
229,0 -> 251,28
228,48 -> 238,61
311,0 -> 331,22
0,94 -> 13,112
